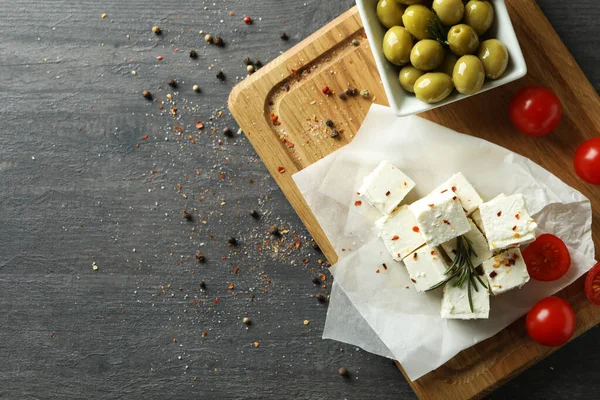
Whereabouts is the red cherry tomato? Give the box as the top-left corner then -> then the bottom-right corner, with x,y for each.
523,234 -> 571,281
526,296 -> 576,346
509,86 -> 562,137
574,138 -> 600,185
585,263 -> 600,305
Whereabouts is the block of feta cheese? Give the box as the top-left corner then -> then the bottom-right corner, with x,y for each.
482,248 -> 530,295
479,194 -> 538,252
441,219 -> 493,268
432,172 -> 483,216
409,191 -> 471,247
375,205 -> 426,261
441,279 -> 490,319
358,160 -> 416,215
471,194 -> 505,235
403,245 -> 449,292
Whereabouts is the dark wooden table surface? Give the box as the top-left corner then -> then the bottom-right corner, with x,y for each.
0,1 -> 598,399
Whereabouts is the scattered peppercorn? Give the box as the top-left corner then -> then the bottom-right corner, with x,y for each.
315,294 -> 326,303
352,38 -> 359,46
269,225 -> 280,236
199,281 -> 207,289
142,90 -> 152,100
346,88 -> 358,96
183,210 -> 193,221
152,25 -> 161,34
330,129 -> 340,138
249,210 -> 260,219
243,57 -> 252,65
338,92 -> 347,100
325,119 -> 334,128
205,34 -> 213,43
280,32 -> 289,40
227,236 -> 237,246
189,49 -> 198,58
214,36 -> 224,46
338,367 -> 349,377
168,79 -> 177,88
312,277 -> 321,285
321,86 -> 331,95
247,65 -> 255,74
360,89 -> 370,98
243,317 -> 251,325
196,252 -> 206,262
193,84 -> 200,92
223,127 -> 233,137
311,241 -> 321,252
244,16 -> 253,25
216,71 -> 225,81
255,60 -> 263,69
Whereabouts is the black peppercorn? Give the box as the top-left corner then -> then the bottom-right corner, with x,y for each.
249,210 -> 260,219
338,367 -> 349,377
227,236 -> 237,246
216,71 -> 225,81
196,252 -> 206,262
338,92 -> 347,100
312,277 -> 321,285
315,294 -> 326,303
279,32 -> 289,40
168,79 -> 177,88
269,225 -> 280,236
311,241 -> 321,252
254,60 -> 263,69
189,49 -> 198,58
330,129 -> 340,138
142,90 -> 152,100
223,127 -> 234,137
243,57 -> 252,65
346,88 -> 358,96
325,119 -> 334,128
183,210 -> 193,221
214,36 -> 223,46
199,281 -> 207,289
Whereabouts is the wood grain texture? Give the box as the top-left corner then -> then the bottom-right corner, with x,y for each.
0,0 -> 598,399
229,2 -> 600,399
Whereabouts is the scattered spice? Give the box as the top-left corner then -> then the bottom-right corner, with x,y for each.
360,89 -> 369,98
247,65 -> 255,74
223,127 -> 233,137
412,226 -> 420,233
244,16 -> 253,25
152,25 -> 161,34
321,86 -> 331,95
382,263 -> 388,270
413,253 -> 418,260
352,38 -> 359,46
199,281 -> 206,289
101,13 -> 107,19
385,191 -> 391,196
315,294 -> 326,303
269,225 -> 281,236
338,367 -> 349,377
515,214 -> 520,220
338,92 -> 347,100
189,49 -> 198,58
249,210 -> 260,219
345,88 -> 358,96
92,263 -> 99,271
278,166 -> 286,174
497,211 -> 502,217
243,57 -> 252,65
156,55 -> 163,61
330,129 -> 340,138
183,210 -> 193,221
228,283 -> 235,290
193,84 -> 200,93
512,225 -> 517,231
303,320 -> 310,326
205,34 -> 213,43
216,71 -> 226,81
253,341 -> 260,348
195,121 -> 204,129
443,219 -> 450,225
312,277 -> 321,285
325,119 -> 334,128
227,236 -> 238,246
451,186 -> 457,192
354,200 -> 362,206
142,90 -> 152,100
391,235 -> 399,241
255,60 -> 263,69
196,252 -> 205,262
214,36 -> 224,46
514,233 -> 521,238
280,32 -> 289,41
168,79 -> 177,88
243,317 -> 251,325
411,278 -> 417,283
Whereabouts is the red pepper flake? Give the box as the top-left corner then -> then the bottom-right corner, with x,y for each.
174,126 -> 183,133
412,226 -> 420,233
173,338 -> 177,343
213,298 -> 220,304
269,113 -> 281,126
295,240 -> 301,249
428,204 -> 434,207
156,56 -> 163,61
244,16 -> 253,24
513,254 -> 519,260
441,189 -> 448,193
302,258 -> 309,264
385,191 -> 390,196
354,200 -> 362,206
233,266 -> 239,274
141,134 -> 149,140
413,253 -> 418,260
249,179 -> 254,184
151,170 -> 159,174
411,279 -> 417,283
451,186 -> 457,192
278,166 -> 286,174
382,263 -> 388,270
283,139 -> 295,148
512,225 -> 517,231
489,271 -> 497,278
403,182 -> 407,186
497,211 -> 502,217
320,273 -> 327,281
452,196 -> 457,200
431,250 -> 436,256
49,333 -> 55,338
391,235 -> 399,241
375,269 -> 380,273
443,219 -> 450,225
515,214 -> 521,220
202,332 -> 208,337
228,283 -> 235,290
321,86 -> 331,95
253,341 -> 260,348
219,172 -> 225,179
195,121 -> 204,130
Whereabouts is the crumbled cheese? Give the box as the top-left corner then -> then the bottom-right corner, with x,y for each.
479,194 -> 538,251
432,172 -> 483,216
358,160 -> 416,215
403,245 -> 449,292
409,190 -> 471,247
482,248 -> 530,295
376,205 -> 425,261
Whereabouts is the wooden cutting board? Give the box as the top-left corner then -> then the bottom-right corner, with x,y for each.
229,2 -> 600,399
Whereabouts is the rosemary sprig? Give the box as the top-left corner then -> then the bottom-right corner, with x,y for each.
427,12 -> 449,47
426,235 -> 488,312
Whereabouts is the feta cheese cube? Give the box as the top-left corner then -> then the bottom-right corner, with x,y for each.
479,194 -> 538,252
358,160 -> 416,215
471,194 -> 505,235
482,248 -> 530,295
441,279 -> 490,320
441,219 -> 493,268
433,173 -> 483,216
375,205 -> 426,261
409,191 -> 471,247
403,245 -> 449,292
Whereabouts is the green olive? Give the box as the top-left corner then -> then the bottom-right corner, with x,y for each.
432,0 -> 464,26
464,1 -> 494,35
410,39 -> 444,71
452,55 -> 485,95
447,24 -> 479,56
414,72 -> 454,103
383,26 -> 413,66
399,65 -> 426,93
395,0 -> 423,4
402,5 -> 434,41
436,51 -> 457,76
377,0 -> 405,29
478,39 -> 509,79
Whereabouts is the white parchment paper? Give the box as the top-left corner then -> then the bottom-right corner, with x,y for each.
293,104 -> 597,381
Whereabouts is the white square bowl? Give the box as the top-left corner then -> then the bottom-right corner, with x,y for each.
356,0 -> 527,117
